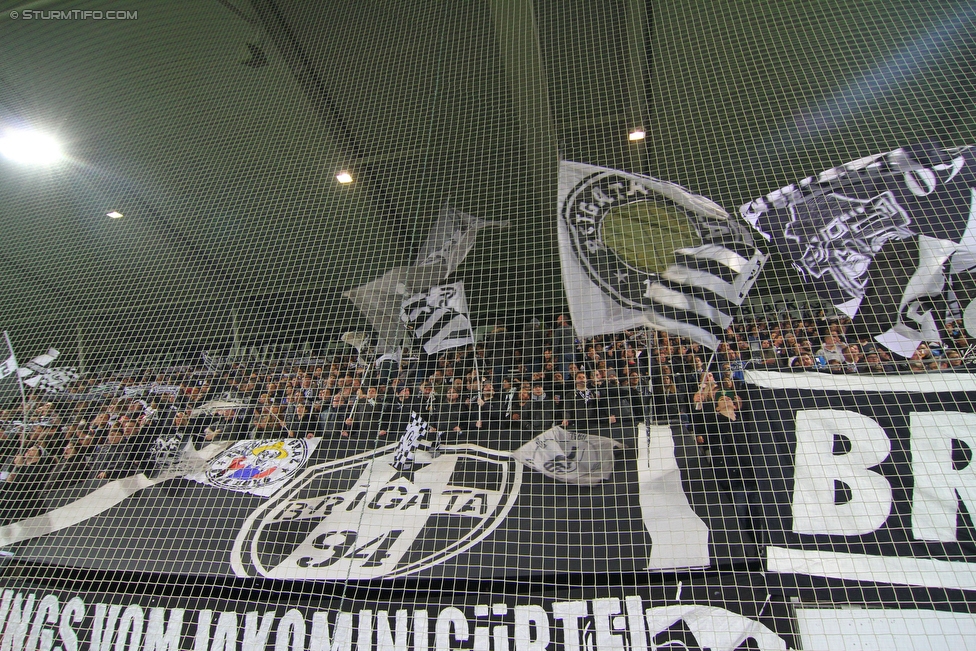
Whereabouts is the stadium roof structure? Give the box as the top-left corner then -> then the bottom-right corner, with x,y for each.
1,1 -> 974,367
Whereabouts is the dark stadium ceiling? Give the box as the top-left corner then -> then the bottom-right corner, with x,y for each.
1,0 -> 976,362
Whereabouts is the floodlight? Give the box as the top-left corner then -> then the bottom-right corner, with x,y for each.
336,171 -> 354,184
0,129 -> 64,165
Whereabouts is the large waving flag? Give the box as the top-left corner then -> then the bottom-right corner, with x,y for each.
345,205 -> 505,354
741,142 -> 976,356
414,204 -> 509,279
400,281 -> 474,354
558,161 -> 766,349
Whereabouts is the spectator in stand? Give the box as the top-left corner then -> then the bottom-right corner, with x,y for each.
861,350 -> 882,373
947,349 -> 965,368
500,377 -> 519,422
654,374 -> 682,424
954,332 -> 969,351
45,427 -> 98,491
285,403 -> 318,439
341,386 -> 383,439
553,314 -> 577,374
507,386 -> 532,434
563,371 -> 613,430
692,372 -> 718,412
757,339 -> 781,368
470,382 -> 503,434
816,334 -> 846,366
1,443 -> 52,521
526,382 -> 557,433
484,324 -> 515,379
310,388 -> 332,419
433,386 -> 467,443
843,344 -> 863,373
380,387 -> 418,439
320,394 -> 351,438
202,408 -> 251,442
715,378 -> 742,418
416,381 -> 438,420
90,422 -> 136,481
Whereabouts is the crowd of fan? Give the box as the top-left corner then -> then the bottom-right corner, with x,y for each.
0,310 -> 971,517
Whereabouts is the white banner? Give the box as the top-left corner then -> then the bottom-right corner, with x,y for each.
513,425 -> 621,485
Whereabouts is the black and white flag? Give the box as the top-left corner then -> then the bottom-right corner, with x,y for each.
512,425 -> 621,485
741,142 -> 976,355
400,281 -> 474,354
13,347 -> 78,391
558,161 -> 766,349
345,205 -> 502,354
856,235 -> 957,357
0,332 -> 16,381
391,411 -> 431,470
28,367 -> 80,393
343,264 -> 444,353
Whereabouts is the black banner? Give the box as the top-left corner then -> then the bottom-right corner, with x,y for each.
746,370 -> 976,597
1,425 -> 758,582
0,574 -> 797,651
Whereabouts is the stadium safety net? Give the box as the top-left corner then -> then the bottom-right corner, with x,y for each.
1,2 -> 976,649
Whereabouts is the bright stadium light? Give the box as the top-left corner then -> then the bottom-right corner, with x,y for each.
628,128 -> 646,141
336,170 -> 354,184
106,211 -> 124,219
0,129 -> 64,165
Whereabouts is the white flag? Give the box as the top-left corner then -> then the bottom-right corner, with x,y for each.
0,332 -> 16,380
558,161 -> 765,349
343,264 -> 444,352
16,347 -> 79,390
513,426 -> 622,485
415,205 -> 508,279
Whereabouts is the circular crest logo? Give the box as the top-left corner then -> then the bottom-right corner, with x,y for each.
232,443 -> 522,580
562,170 -> 737,310
207,438 -> 311,494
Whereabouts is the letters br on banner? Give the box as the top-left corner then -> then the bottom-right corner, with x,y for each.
745,370 -> 976,594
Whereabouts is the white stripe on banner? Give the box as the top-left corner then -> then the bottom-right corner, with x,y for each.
767,546 -> 976,591
674,243 -> 751,273
0,443 -> 230,547
643,282 -> 733,329
637,424 -> 710,570
796,608 -> 976,651
661,264 -> 741,303
744,369 -> 976,393
421,313 -> 473,354
0,474 -> 170,547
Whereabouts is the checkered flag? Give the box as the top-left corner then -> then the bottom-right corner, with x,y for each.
392,411 -> 431,470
